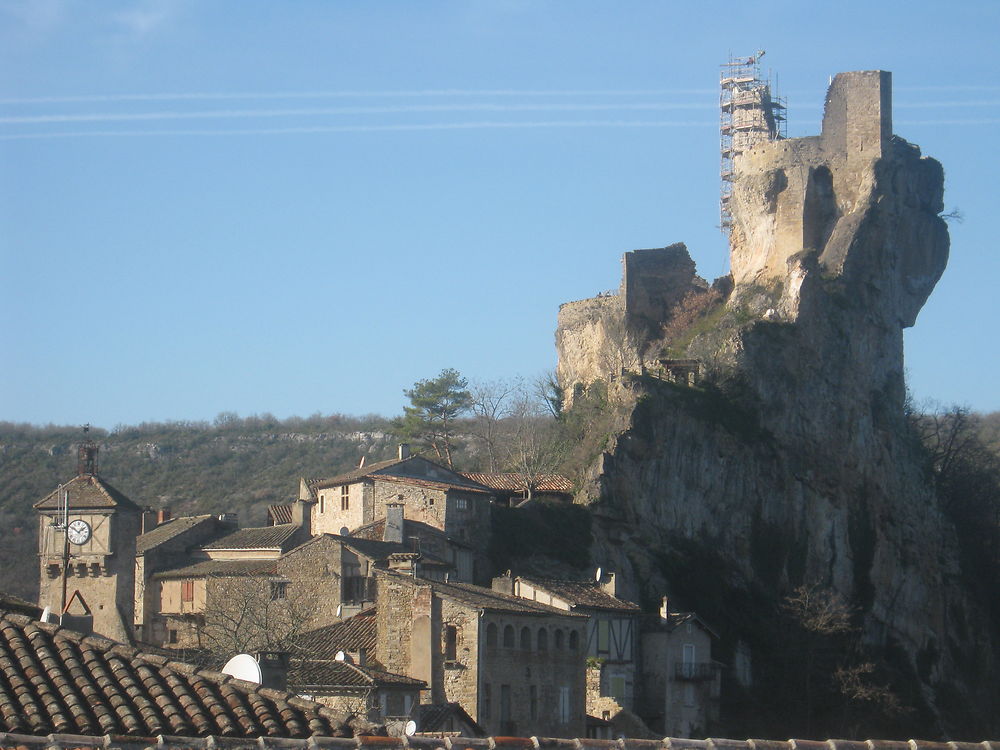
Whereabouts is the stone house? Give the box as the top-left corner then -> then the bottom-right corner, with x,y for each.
302,448 -> 494,555
460,473 -> 574,507
374,566 -> 588,738
639,599 -> 720,738
497,573 -> 641,720
291,611 -> 426,721
276,532 -> 454,626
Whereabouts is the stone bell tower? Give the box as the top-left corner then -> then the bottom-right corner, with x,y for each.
34,429 -> 142,642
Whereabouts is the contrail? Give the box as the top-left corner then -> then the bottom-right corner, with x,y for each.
0,102 -> 718,125
0,88 -> 717,105
0,119 -> 717,140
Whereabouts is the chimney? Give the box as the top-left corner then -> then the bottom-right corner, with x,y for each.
255,651 -> 290,691
141,508 -> 158,534
388,552 -> 419,576
217,512 -> 238,529
291,498 -> 312,536
398,443 -> 411,460
358,455 -> 367,468
157,508 -> 172,525
599,571 -> 617,597
660,596 -> 670,622
384,503 -> 405,544
491,573 -> 514,595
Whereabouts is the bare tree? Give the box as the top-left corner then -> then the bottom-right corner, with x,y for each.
502,393 -> 566,503
470,378 -> 520,472
196,575 -> 317,659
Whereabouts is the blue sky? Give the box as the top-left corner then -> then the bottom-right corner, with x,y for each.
2,0 -> 998,429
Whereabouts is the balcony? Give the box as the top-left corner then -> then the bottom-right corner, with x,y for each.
674,662 -> 720,681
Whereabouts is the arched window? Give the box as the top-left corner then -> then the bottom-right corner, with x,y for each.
486,623 -> 498,648
537,627 -> 548,650
520,626 -> 531,650
555,629 -> 565,650
503,625 -> 515,648
445,625 -> 458,661
569,629 -> 580,650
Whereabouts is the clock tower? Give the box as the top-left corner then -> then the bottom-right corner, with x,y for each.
35,432 -> 142,642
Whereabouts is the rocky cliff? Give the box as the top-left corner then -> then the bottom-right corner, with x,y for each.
556,72 -> 991,734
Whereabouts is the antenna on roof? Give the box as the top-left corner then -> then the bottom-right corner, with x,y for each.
336,604 -> 343,618
222,654 -> 263,684
335,650 -> 353,663
595,567 -> 603,582
404,720 -> 417,736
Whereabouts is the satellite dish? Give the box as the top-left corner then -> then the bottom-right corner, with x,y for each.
222,653 -> 262,684
595,567 -> 603,582
404,721 -> 417,736
335,650 -> 353,663
40,606 -> 52,623
336,604 -> 343,617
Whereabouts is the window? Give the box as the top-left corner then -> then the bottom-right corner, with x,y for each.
486,622 -> 498,648
181,580 -> 194,603
610,676 -> 626,704
500,684 -> 511,723
555,629 -> 564,650
168,629 -> 178,644
520,626 -> 531,650
341,485 -> 350,511
682,642 -> 696,678
684,683 -> 695,707
569,630 -> 580,650
597,620 -> 610,654
456,497 -> 468,510
270,581 -> 288,601
319,495 -> 325,514
481,683 -> 491,720
503,625 -> 515,648
529,685 -> 538,720
445,625 -> 458,661
537,627 -> 548,650
558,686 -> 570,724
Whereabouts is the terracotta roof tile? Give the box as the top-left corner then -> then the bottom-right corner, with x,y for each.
203,525 -> 299,551
296,611 -> 377,660
0,610 -> 347,739
516,577 -> 640,612
459,473 -> 573,493
137,516 -> 217,555
381,575 -> 586,618
153,560 -> 278,579
268,505 -> 293,525
34,476 -> 141,512
289,660 -> 424,690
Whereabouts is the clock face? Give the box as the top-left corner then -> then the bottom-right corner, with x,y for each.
66,519 -> 92,545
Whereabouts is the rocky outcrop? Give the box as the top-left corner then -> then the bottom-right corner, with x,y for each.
556,72 -> 988,732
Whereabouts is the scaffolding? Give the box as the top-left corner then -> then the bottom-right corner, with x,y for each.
720,50 -> 786,233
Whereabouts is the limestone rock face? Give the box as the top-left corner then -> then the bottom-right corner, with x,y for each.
558,72 -> 984,728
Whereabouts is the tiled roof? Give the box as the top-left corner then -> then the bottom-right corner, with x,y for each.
460,473 -> 574,493
388,575 -> 586,619
289,660 -> 425,690
136,515 -> 216,554
0,610 -> 347,738
269,504 -> 293,525
202,524 -> 299,550
334,536 -> 451,569
153,559 -> 278,579
372,475 -> 491,494
312,458 -> 406,490
0,594 -> 41,619
411,703 -> 485,737
350,518 -> 472,550
0,734 -> 987,750
518,577 -> 641,612
296,610 -> 377,660
34,475 -> 141,511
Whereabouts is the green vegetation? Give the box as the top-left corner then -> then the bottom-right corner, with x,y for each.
393,368 -> 473,468
488,498 -> 593,573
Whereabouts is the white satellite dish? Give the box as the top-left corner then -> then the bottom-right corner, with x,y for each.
336,604 -> 342,618
404,721 -> 417,736
595,567 -> 603,582
222,653 -> 262,684
40,606 -> 52,623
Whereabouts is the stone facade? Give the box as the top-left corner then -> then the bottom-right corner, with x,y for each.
374,570 -> 588,738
